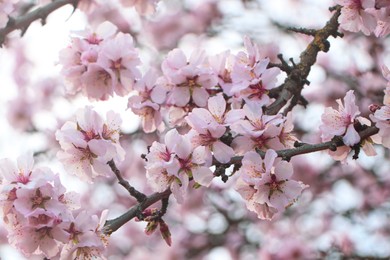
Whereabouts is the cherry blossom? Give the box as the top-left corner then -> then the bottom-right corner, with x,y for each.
161,48 -> 218,108
229,36 -> 280,106
335,0 -> 377,35
371,70 -> 390,148
320,90 -> 361,146
60,210 -> 109,260
146,129 -> 213,203
253,151 -> 307,211
185,93 -> 243,163
56,106 -> 124,182
235,150 -> 306,219
128,69 -> 166,133
231,101 -> 284,154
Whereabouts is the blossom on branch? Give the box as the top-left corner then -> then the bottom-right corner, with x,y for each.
146,129 -> 213,203
320,90 -> 361,146
335,0 -> 377,35
59,22 -> 141,100
186,93 -> 244,163
161,48 -> 218,108
235,150 -> 307,220
128,69 -> 167,133
229,36 -> 281,106
56,107 -> 125,183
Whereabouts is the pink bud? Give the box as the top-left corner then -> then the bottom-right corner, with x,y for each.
159,220 -> 172,246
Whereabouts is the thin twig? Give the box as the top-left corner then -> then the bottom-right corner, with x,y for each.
229,126 -> 379,165
107,159 -> 146,203
0,0 -> 78,46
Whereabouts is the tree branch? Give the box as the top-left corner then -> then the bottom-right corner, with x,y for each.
107,159 -> 146,203
0,0 -> 78,46
230,126 -> 379,165
265,6 -> 343,115
103,189 -> 171,235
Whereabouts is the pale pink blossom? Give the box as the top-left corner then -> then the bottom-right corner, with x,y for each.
97,32 -> 141,96
8,216 -> 68,258
235,150 -> 307,218
371,86 -> 390,148
229,36 -> 280,106
146,129 -> 213,203
253,151 -> 307,211
146,129 -> 189,203
59,22 -> 141,100
320,90 -> 361,146
185,94 -> 243,163
162,49 -> 218,107
231,101 -> 283,154
128,69 -> 166,133
56,107 -> 124,182
60,210 -> 108,260
235,177 -> 278,220
335,0 -> 377,35
59,22 -> 117,97
209,50 -> 235,94
372,7 -> 390,37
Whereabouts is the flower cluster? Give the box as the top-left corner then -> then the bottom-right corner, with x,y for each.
320,90 -> 376,160
145,129 -> 214,203
56,106 -> 124,183
128,69 -> 167,133
59,22 -> 141,100
126,36 -> 282,134
0,154 -> 108,259
235,149 -> 307,220
335,0 -> 390,37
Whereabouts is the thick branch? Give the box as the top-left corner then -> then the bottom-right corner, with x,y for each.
265,6 -> 342,115
103,189 -> 171,235
0,0 -> 78,46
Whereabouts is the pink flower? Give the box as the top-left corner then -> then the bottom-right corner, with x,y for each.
209,50 -> 234,94
146,129 -> 189,203
320,90 -> 361,146
146,129 -> 213,203
186,94 -> 244,163
0,153 -> 35,187
56,107 -> 124,182
371,83 -> 390,148
335,0 -> 377,35
8,217 -> 68,258
59,22 -> 118,98
235,150 -> 307,219
162,49 -> 218,107
372,7 -> 390,37
231,101 -> 283,154
60,210 -> 108,260
253,151 -> 307,211
97,32 -> 141,96
128,69 -> 166,133
229,36 -> 280,106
